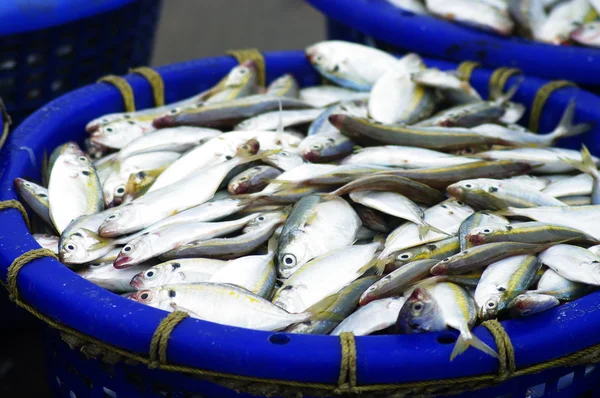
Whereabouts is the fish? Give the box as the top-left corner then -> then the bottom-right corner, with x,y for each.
328,174 -> 446,206
299,133 -> 355,163
308,99 -> 368,136
416,102 -> 512,128
128,283 -> 325,331
59,228 -> 116,265
299,86 -> 369,108
113,214 -> 256,268
379,199 -> 475,262
48,143 -> 103,234
396,282 -> 498,359
266,74 -> 300,98
122,169 -> 161,203
340,145 -> 479,169
286,276 -> 381,335
431,241 -> 549,275
509,0 -> 547,39
559,146 -> 600,205
508,293 -> 560,317
542,173 -> 593,198
530,268 -> 592,301
277,195 -> 361,278
305,41 -> 399,91
32,233 -> 59,254
210,252 -> 276,298
349,191 -> 449,238
474,255 -> 541,320
458,211 -> 509,250
447,178 -> 567,209
410,68 -> 482,105
369,53 -> 436,124
359,259 -> 439,305
161,210 -> 288,259
14,178 -> 52,227
262,149 -> 306,171
571,21 -> 600,47
535,0 -> 590,44
78,263 -> 150,292
498,205 -> 600,240
425,0 -> 514,35
388,237 -> 460,273
466,221 -> 597,246
228,166 -> 282,195
235,108 -> 324,131
331,296 -> 407,336
98,140 -> 272,237
204,60 -> 261,103
130,258 -> 227,290
273,242 -> 381,313
538,244 -> 600,285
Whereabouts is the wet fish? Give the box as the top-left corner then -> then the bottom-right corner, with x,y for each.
389,237 -> 460,273
538,244 -> 600,285
266,74 -> 300,98
458,211 -> 509,250
130,258 -> 227,290
466,221 -> 597,246
14,178 -> 51,227
508,293 -> 559,317
341,145 -> 479,169
210,252 -> 276,298
235,108 -> 324,131
33,233 -> 59,254
531,268 -> 591,301
332,296 -> 407,336
228,166 -> 282,195
542,173 -> 593,198
426,0 -> 514,35
299,133 -> 355,163
78,263 -> 150,292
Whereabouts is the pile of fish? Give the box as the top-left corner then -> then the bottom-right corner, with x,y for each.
386,0 -> 600,47
17,41 -> 600,360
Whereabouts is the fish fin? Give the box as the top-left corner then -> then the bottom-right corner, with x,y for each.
358,257 -> 386,277
417,222 -> 451,240
170,303 -> 203,319
492,208 -> 517,216
558,145 -> 599,178
450,331 -> 499,361
548,99 -> 593,143
239,149 -> 282,165
305,293 -> 343,321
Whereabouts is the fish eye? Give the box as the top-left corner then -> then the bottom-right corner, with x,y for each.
521,309 -> 531,316
456,201 -> 465,206
441,258 -> 450,262
169,108 -> 179,114
108,214 -> 118,220
38,193 -> 47,198
145,270 -> 156,278
239,68 -> 248,75
282,254 -> 296,267
106,127 -> 113,133
257,216 -> 265,221
66,244 -> 75,251
78,156 -> 87,162
116,186 -> 126,195
486,300 -> 497,309
24,182 -> 31,187
140,292 -> 151,301
239,176 -> 248,181
482,228 -> 492,233
398,252 -> 412,260
225,156 -> 233,160
412,301 -> 423,312
464,184 -> 472,188
123,245 -> 133,252
311,144 -> 322,150
124,115 -> 131,119
464,147 -> 474,154
127,121 -> 136,125
315,54 -> 323,63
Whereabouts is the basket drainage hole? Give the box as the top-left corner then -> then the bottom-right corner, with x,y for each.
103,387 -> 117,398
269,334 -> 291,345
436,331 -> 458,345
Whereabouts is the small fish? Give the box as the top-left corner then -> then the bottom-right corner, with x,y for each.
431,241 -> 549,275
458,211 -> 509,250
396,282 -> 498,360
262,149 -> 306,171
235,108 -> 324,131
228,166 -> 282,195
571,21 -> 600,47
531,268 -> 591,301
360,259 -> 439,305
542,173 -> 593,198
508,293 -> 560,317
389,237 -> 460,273
538,244 -> 600,285
48,143 -> 103,234
205,60 -> 261,103
286,276 -> 381,335
426,0 -> 514,35
411,68 -> 482,105
299,133 -> 355,163
305,41 -> 398,91
130,258 -> 227,290
266,74 -> 300,98
474,255 -> 541,320
78,263 -> 150,292
33,233 -> 59,254
308,99 -> 368,136
14,178 -> 52,227
535,0 -> 590,44
341,145 -> 479,169
60,228 -> 116,265
467,221 -> 597,246
277,195 -> 361,278
331,296 -> 407,336
123,169 -> 161,203
273,242 -> 381,313
559,146 -> 600,205
128,283 -> 325,331
210,252 -> 276,298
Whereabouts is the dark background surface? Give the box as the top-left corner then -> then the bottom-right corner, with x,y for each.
0,1 -> 323,396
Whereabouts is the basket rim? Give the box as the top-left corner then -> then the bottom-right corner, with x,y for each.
307,0 -> 600,85
2,50 -> 600,387
0,0 -> 142,36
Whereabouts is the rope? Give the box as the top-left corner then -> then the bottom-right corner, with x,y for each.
225,48 -> 266,87
336,332 -> 357,392
0,199 -> 30,230
456,61 -> 481,83
488,67 -> 521,101
482,320 -> 516,381
149,311 -> 189,369
0,97 -> 12,150
97,75 -> 136,112
6,248 -> 57,302
130,67 -> 165,107
529,80 -> 577,133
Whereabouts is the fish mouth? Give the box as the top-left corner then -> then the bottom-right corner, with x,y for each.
301,150 -> 320,163
358,293 -> 376,306
113,255 -> 133,269
430,262 -> 447,275
466,233 -> 485,246
98,222 -> 121,238
446,185 -> 463,199
130,275 -> 143,289
152,115 -> 177,128
328,114 -> 346,129
86,124 -> 101,133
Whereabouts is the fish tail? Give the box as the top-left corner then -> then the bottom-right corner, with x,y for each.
548,99 -> 593,144
450,331 -> 499,361
418,221 -> 451,240
558,145 -> 599,178
358,256 -> 387,277
304,293 -> 343,322
239,149 -> 282,165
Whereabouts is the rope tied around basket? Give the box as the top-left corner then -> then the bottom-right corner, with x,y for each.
529,80 -> 577,133
98,75 -> 136,112
226,48 -> 266,87
456,61 -> 481,83
130,67 -> 166,107
5,248 -> 58,302
335,332 -> 358,394
488,67 -> 522,102
0,199 -> 30,230
148,310 -> 189,369
0,97 -> 12,150
482,320 -> 516,381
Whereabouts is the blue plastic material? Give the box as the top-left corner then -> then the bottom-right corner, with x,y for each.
307,0 -> 600,87
2,51 -> 600,397
0,0 -> 162,125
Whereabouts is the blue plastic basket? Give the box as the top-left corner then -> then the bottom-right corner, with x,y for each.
2,51 -> 600,397
306,0 -> 600,89
0,0 -> 163,125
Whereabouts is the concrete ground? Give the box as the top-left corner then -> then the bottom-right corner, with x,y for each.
1,2 -> 324,397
